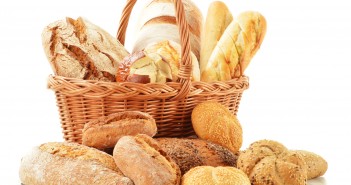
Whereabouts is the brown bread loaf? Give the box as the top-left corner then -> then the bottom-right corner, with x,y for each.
19,142 -> 133,185
42,17 -> 129,81
82,111 -> 157,150
156,138 -> 238,174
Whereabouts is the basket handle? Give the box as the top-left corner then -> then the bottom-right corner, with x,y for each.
116,0 -> 192,100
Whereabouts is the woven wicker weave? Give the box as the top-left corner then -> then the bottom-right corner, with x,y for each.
47,0 -> 249,143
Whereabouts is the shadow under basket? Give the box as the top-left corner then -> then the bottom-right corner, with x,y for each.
47,75 -> 249,143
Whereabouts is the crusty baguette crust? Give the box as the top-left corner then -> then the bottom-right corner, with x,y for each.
113,134 -> 181,185
42,17 -> 129,81
82,111 -> 157,150
200,1 -> 233,73
156,138 -> 238,175
19,142 -> 133,185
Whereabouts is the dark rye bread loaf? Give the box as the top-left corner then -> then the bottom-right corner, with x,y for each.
156,138 -> 238,175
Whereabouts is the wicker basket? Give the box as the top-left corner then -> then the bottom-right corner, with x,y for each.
47,0 -> 249,143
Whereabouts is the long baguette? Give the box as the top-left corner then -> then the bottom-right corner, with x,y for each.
200,1 -> 233,73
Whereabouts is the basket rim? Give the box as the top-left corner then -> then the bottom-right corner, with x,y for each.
47,74 -> 249,99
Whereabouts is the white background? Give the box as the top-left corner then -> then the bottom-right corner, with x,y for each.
1,0 -> 350,184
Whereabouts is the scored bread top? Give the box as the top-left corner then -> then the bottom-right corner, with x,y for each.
39,142 -> 120,173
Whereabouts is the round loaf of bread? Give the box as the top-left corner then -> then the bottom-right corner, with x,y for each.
237,140 -> 308,185
113,134 -> 181,185
82,111 -> 157,150
19,142 -> 132,185
156,138 -> 238,175
182,166 -> 251,185
191,101 -> 243,153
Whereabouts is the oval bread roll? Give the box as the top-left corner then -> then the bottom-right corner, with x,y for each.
113,134 -> 181,185
82,111 -> 157,150
182,166 -> 251,185
293,150 -> 328,179
191,101 -> 243,154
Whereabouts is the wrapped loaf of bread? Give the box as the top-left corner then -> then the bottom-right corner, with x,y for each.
42,17 -> 129,81
133,0 -> 202,60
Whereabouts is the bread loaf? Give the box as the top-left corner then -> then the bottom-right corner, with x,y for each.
200,1 -> 233,73
182,166 -> 251,185
156,138 -> 238,174
191,101 -> 243,154
19,142 -> 133,185
294,150 -> 328,179
237,140 -> 308,185
201,11 -> 266,82
133,0 -> 202,61
113,134 -> 181,185
82,111 -> 157,150
42,17 -> 129,81
144,40 -> 200,81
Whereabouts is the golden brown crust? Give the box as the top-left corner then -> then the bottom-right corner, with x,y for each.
191,101 -> 243,154
82,111 -> 157,149
19,142 -> 133,185
294,150 -> 328,179
238,140 -> 308,185
113,134 -> 181,185
182,166 -> 251,185
42,17 -> 129,81
156,138 -> 238,174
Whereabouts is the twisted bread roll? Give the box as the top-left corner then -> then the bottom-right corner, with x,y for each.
133,0 -> 202,60
237,140 -> 308,185
182,166 -> 251,185
201,11 -> 266,82
42,17 -> 129,81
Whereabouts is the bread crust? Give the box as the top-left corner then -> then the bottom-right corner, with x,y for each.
82,111 -> 157,150
156,138 -> 238,174
42,17 -> 129,81
182,166 -> 251,185
113,134 -> 181,185
191,101 -> 243,154
19,142 -> 133,185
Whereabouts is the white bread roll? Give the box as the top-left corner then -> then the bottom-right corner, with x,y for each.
133,0 -> 202,61
144,40 -> 200,81
200,1 -> 233,73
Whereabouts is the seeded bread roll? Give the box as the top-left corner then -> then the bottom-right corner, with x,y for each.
113,134 -> 181,185
19,142 -> 133,185
191,101 -> 243,154
182,166 -> 251,185
293,150 -> 328,179
82,111 -> 157,150
156,138 -> 238,174
237,140 -> 308,185
42,17 -> 129,81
